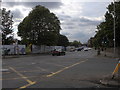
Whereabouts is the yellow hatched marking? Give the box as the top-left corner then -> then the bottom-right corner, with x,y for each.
9,67 -> 34,84
1,76 -> 40,81
9,67 -> 36,90
7,60 -> 88,89
16,82 -> 36,90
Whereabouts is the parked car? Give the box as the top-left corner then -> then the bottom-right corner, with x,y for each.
51,49 -> 65,56
83,47 -> 92,51
77,47 -> 84,51
83,48 -> 89,51
70,48 -> 75,52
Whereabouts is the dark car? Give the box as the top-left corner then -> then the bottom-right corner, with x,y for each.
51,49 -> 65,56
77,47 -> 83,51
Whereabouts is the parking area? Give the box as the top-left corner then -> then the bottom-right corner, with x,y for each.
2,50 -> 117,88
2,52 -> 88,89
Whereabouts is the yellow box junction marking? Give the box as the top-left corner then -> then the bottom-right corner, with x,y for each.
16,82 -> 36,90
46,60 -> 87,77
9,67 -> 36,90
0,76 -> 40,81
5,60 -> 88,89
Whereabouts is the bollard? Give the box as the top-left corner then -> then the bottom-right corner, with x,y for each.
112,59 -> 120,79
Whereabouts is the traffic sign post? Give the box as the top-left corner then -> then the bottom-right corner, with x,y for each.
102,36 -> 109,56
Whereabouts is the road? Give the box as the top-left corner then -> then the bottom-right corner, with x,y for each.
2,49 -> 117,89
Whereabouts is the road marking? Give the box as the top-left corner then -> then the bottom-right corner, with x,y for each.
9,67 -> 36,90
0,76 -> 41,81
2,70 -> 39,74
3,60 -> 87,89
45,62 -> 65,67
38,67 -> 51,72
3,66 -> 51,74
46,60 -> 88,77
9,67 -> 34,84
16,81 -> 36,90
2,72 -> 11,74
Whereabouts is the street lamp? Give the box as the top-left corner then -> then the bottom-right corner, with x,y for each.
113,0 -> 116,58
0,0 -> 1,9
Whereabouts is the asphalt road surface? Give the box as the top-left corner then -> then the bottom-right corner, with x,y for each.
2,49 -> 118,89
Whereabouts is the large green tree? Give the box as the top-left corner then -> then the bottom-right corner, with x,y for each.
114,2 -> 120,47
18,5 -> 61,46
57,34 -> 69,47
1,8 -> 14,45
93,1 -> 120,47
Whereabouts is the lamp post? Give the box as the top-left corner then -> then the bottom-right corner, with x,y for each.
113,0 -> 116,58
0,0 -> 1,9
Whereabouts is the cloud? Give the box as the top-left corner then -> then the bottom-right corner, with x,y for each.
1,1 -> 111,43
2,2 -> 63,9
59,15 -> 71,21
2,1 -> 63,24
60,15 -> 102,43
60,32 -> 70,36
70,32 -> 88,42
78,17 -> 101,26
11,9 -> 23,19
61,25 -> 96,43
2,0 -> 113,2
53,2 -> 109,43
61,17 -> 101,29
80,2 -> 110,17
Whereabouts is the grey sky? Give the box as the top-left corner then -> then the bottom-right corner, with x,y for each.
1,0 -> 112,43
3,2 -> 63,9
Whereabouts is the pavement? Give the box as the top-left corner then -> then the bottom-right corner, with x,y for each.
99,49 -> 120,59
98,50 -> 120,88
100,75 -> 120,87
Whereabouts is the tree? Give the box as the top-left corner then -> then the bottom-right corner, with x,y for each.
69,40 -> 82,47
1,8 -> 14,45
92,1 -> 120,47
114,2 -> 120,47
18,5 -> 61,46
57,34 -> 69,47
